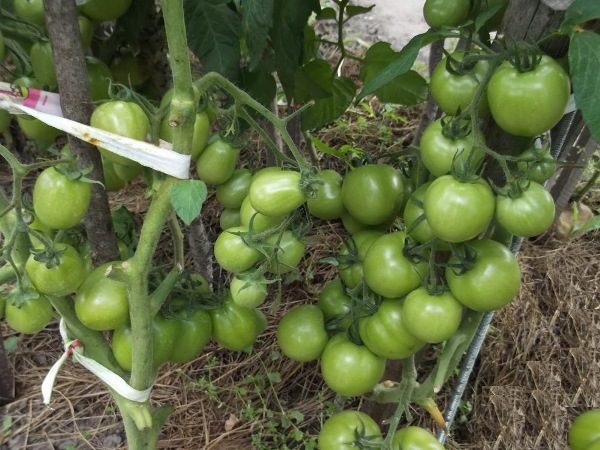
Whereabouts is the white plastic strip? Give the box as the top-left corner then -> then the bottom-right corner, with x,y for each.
42,319 -> 152,405
0,82 -> 63,116
564,94 -> 577,115
0,96 -> 190,179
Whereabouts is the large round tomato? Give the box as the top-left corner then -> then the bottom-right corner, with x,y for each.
210,299 -> 262,351
86,57 -> 112,102
79,0 -> 133,21
569,409 -> 600,450
160,111 -> 210,161
430,54 -> 490,116
196,138 -> 239,185
446,239 -> 521,311
423,0 -> 470,28
219,208 -> 241,230
33,167 -> 91,230
392,426 -> 444,450
307,169 -> 344,220
359,299 -> 424,359
403,183 -> 436,244
30,41 -> 56,87
230,275 -> 268,308
277,305 -> 328,362
170,309 -> 213,363
402,287 -> 463,343
318,278 -> 353,330
14,0 -> 46,26
496,182 -> 555,237
488,56 -> 570,137
13,77 -> 61,144
420,120 -> 483,177
26,243 -> 85,296
239,195 -> 286,232
110,54 -> 149,87
363,232 -> 427,298
320,333 -> 386,397
517,147 -> 557,183
214,226 -> 262,273
318,411 -> 382,450
216,169 -> 252,209
249,169 -> 305,217
5,292 -> 53,334
338,230 -> 383,288
424,175 -> 495,243
90,101 -> 150,166
75,263 -> 129,331
341,164 -> 404,225
267,230 -> 305,274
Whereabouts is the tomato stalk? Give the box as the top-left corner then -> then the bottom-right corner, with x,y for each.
383,356 -> 418,447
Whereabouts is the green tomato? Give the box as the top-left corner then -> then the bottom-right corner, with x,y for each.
496,182 -> 555,237
33,167 -> 91,230
267,230 -> 305,274
216,169 -> 253,209
113,161 -> 142,182
5,292 -> 53,334
320,333 -> 386,397
569,409 -> 600,450
214,226 -> 262,273
340,210 -> 387,235
402,287 -> 463,343
249,169 -> 305,217
359,299 -> 424,359
517,147 -> 557,183
79,0 -> 133,21
13,77 -> 61,145
30,41 -> 56,87
102,158 -> 127,191
487,56 -> 570,137
219,208 -> 242,230
90,100 -> 150,166
318,411 -> 382,450
277,305 -> 328,362
230,275 -> 268,308
75,263 -> 129,331
26,243 -> 85,296
446,239 -> 521,311
210,299 -> 262,351
110,54 -> 149,87
420,120 -> 483,177
170,309 -> 213,363
160,111 -> 210,161
363,232 -> 427,298
424,175 -> 495,243
0,294 -> 5,319
0,110 -> 11,134
318,278 -> 353,331
240,195 -> 286,232
14,0 -> 46,27
392,426 -> 445,450
78,15 -> 94,48
307,169 -> 345,220
423,0 -> 470,28
86,56 -> 112,102
403,183 -> 436,244
196,138 -> 240,185
341,164 -> 404,225
338,230 -> 383,288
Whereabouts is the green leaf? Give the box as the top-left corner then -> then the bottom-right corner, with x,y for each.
170,180 -> 208,226
288,410 -> 304,423
357,30 -> 444,101
3,336 -> 17,353
561,0 -> 600,35
360,42 -> 427,105
241,67 -> 277,107
316,7 -> 336,20
270,0 -> 320,99
569,31 -> 600,143
241,0 -> 274,70
116,0 -> 155,48
294,59 -> 335,103
184,0 -> 241,81
267,371 -> 282,383
302,77 -> 356,130
577,213 -> 600,235
346,4 -> 374,18
474,2 -> 504,32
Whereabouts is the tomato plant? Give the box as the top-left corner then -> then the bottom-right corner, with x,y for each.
496,182 -> 555,237
277,305 -> 328,362
568,409 -> 600,450
214,226 -> 262,273
216,169 -> 252,209
403,183 -> 436,244
249,169 -> 305,217
517,147 -> 557,183
318,411 -> 382,450
307,169 -> 345,220
230,274 -> 268,308
338,230 -> 383,288
392,426 -> 445,450
5,291 -> 53,334
318,278 -> 353,331
160,111 -> 210,160
239,195 -> 286,232
423,0 -> 470,28
210,298 -> 262,352
86,57 -> 112,102
30,41 -> 57,87
267,230 -> 305,274
25,243 -> 85,296
14,0 -> 46,27
196,138 -> 240,185
110,54 -> 149,87
79,0 -> 133,21
170,309 -> 213,363
219,208 -> 241,230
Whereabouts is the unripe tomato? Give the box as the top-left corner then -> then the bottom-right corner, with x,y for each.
75,263 -> 129,331
402,287 -> 463,343
318,278 -> 353,331
359,299 -> 424,359
340,210 -> 387,235
113,161 -> 142,182
216,169 -> 252,209
78,15 -> 94,48
160,111 -> 210,161
318,411 -> 382,450
392,426 -> 445,450
30,41 -> 56,87
79,0 -> 133,21
339,230 -> 383,288
277,305 -> 328,362
341,164 -> 404,225
110,54 -> 149,87
86,57 -> 112,102
14,0 -> 46,27
230,275 -> 268,308
210,299 -> 263,351
0,110 -> 11,133
424,175 -> 495,243
249,169 -> 305,217
517,147 -> 557,183
446,239 -> 521,311
496,182 -> 555,237
102,158 -> 127,191
307,169 -> 345,220
214,226 -> 262,273
487,56 -> 570,137
403,183 -> 435,244
423,0 -> 470,28
196,138 -> 239,185
5,293 -> 53,334
320,333 -> 386,396
170,310 -> 213,363
90,101 -> 150,166
267,230 -> 305,274
33,167 -> 91,230
219,208 -> 241,230
569,409 -> 600,450
26,243 -> 85,296
240,195 -> 286,232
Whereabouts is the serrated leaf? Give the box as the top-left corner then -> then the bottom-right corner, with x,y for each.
241,0 -> 274,70
360,42 -> 427,105
357,30 -> 443,101
561,0 -> 600,35
271,0 -> 320,99
302,77 -> 355,130
346,4 -> 374,18
170,180 -> 207,226
569,31 -> 600,143
184,0 -> 241,81
294,59 -> 335,103
316,7 -> 336,20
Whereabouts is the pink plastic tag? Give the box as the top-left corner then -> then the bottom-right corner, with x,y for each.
0,82 -> 63,117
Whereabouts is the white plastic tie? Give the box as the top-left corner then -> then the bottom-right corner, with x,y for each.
42,319 -> 152,405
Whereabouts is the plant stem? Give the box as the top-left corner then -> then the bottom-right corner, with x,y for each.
384,357 -> 418,447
